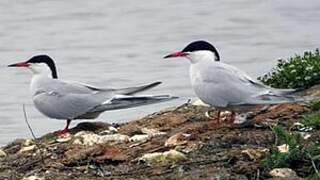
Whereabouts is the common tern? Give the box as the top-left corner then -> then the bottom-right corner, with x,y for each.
8,55 -> 176,134
164,40 -> 302,123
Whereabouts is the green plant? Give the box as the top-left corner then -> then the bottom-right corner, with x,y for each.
262,125 -> 320,178
309,173 -> 320,180
271,125 -> 302,148
302,113 -> 320,129
258,49 -> 320,89
262,125 -> 303,168
309,101 -> 320,111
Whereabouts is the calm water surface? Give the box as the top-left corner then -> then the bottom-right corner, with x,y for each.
0,0 -> 320,145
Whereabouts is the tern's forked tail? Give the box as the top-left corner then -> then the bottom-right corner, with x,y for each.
246,93 -> 318,105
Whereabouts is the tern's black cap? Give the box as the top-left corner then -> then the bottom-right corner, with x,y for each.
182,40 -> 220,61
27,55 -> 58,79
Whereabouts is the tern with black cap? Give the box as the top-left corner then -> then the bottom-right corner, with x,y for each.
8,55 -> 177,135
164,40 -> 304,124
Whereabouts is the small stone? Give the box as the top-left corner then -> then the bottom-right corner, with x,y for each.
277,144 -> 289,153
293,122 -> 304,127
19,145 -> 36,153
192,99 -> 210,107
129,134 -> 150,142
241,148 -> 269,160
0,149 -> 7,157
73,139 -> 82,145
234,114 -> 248,124
99,134 -> 130,143
22,175 -> 44,180
303,133 -> 311,140
75,133 -> 99,146
141,128 -> 166,137
74,131 -> 88,137
73,131 -> 129,146
165,133 -> 190,147
99,126 -> 118,135
269,168 -> 298,178
108,126 -> 118,132
23,139 -> 35,146
56,134 -> 72,143
139,149 -> 187,165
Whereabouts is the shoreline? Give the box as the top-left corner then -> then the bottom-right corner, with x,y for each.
0,86 -> 320,179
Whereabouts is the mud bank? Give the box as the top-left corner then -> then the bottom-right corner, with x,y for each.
1,86 -> 320,179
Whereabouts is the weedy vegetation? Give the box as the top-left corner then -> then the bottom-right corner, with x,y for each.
258,49 -> 320,89
262,125 -> 320,179
309,100 -> 320,112
302,113 -> 320,129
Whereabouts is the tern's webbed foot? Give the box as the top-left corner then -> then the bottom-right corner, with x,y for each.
54,128 -> 69,136
54,119 -> 71,136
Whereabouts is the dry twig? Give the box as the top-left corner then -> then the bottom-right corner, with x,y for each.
22,104 -> 37,140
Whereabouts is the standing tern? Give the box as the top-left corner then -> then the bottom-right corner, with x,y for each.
8,55 -> 177,134
164,40 -> 302,124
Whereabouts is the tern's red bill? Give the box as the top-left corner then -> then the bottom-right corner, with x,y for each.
163,51 -> 188,59
8,61 -> 30,67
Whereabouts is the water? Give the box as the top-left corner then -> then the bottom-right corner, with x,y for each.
0,0 -> 319,145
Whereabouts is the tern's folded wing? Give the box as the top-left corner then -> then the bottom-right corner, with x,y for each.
32,91 -> 101,120
194,63 -> 271,107
63,81 -> 161,95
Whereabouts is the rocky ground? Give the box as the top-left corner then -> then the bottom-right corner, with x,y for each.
1,86 -> 320,180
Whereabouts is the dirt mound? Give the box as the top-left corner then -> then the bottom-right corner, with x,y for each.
0,102 -> 315,179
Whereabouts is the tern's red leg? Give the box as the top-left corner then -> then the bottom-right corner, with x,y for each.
205,110 -> 221,124
229,112 -> 236,124
216,110 -> 221,124
55,119 -> 71,136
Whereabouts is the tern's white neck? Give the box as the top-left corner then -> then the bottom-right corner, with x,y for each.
186,50 -> 217,64
28,64 -> 53,95
28,63 -> 53,78
30,73 -> 52,94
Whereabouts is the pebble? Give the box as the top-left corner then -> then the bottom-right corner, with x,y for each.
241,148 -> 269,160
73,131 -> 129,146
269,168 -> 298,178
18,145 -> 36,153
56,134 -> 72,143
277,144 -> 289,153
22,175 -> 44,180
0,149 -> 6,157
23,139 -> 35,146
192,99 -> 209,107
99,126 -> 118,135
129,134 -> 150,142
141,128 -> 166,137
139,149 -> 187,165
165,132 -> 190,147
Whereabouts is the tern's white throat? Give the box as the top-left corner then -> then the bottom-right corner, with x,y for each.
28,63 -> 53,78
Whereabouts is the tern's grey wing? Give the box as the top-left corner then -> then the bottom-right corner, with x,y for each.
216,64 -> 300,104
66,81 -> 114,92
51,80 -> 108,94
66,81 -> 162,95
196,63 -> 302,107
192,62 -> 295,107
33,90 -> 103,120
214,63 -> 298,95
191,62 -> 266,107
